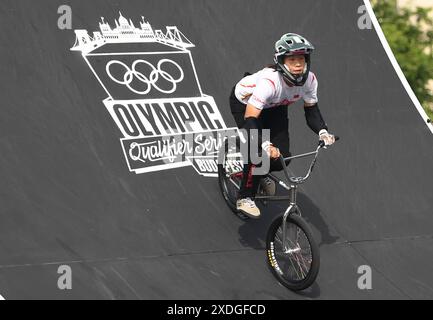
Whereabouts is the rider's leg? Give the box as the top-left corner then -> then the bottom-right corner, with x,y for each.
229,85 -> 261,217
236,121 -> 262,201
256,106 -> 291,196
236,159 -> 261,218
229,84 -> 262,197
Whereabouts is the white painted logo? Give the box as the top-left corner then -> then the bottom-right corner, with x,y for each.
71,13 -> 237,176
106,59 -> 184,95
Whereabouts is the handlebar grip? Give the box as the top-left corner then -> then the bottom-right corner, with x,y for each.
318,135 -> 340,147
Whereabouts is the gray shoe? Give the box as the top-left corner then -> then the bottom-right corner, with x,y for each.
260,177 -> 276,196
236,197 -> 261,219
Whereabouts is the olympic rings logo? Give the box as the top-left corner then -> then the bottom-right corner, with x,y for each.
106,59 -> 184,94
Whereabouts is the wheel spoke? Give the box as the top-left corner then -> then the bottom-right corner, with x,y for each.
272,221 -> 313,282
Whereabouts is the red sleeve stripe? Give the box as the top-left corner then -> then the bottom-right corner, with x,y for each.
240,83 -> 256,88
264,78 -> 276,90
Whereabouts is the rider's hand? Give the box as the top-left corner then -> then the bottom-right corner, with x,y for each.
262,141 -> 280,159
319,129 -> 335,146
269,146 -> 280,159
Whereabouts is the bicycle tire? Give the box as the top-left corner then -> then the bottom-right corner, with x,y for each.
217,137 -> 247,217
266,214 -> 320,291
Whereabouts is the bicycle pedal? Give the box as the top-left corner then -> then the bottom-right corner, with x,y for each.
236,211 -> 250,220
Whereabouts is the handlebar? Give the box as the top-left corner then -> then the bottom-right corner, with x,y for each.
278,136 -> 340,185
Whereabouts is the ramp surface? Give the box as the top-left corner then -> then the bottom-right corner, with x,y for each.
0,0 -> 432,299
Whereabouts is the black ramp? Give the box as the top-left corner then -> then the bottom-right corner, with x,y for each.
0,0 -> 432,299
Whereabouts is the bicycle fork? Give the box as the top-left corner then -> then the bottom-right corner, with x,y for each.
282,184 -> 302,253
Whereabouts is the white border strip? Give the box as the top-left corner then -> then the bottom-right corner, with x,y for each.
364,0 -> 433,134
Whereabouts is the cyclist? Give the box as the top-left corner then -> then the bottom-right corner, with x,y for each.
229,33 -> 335,218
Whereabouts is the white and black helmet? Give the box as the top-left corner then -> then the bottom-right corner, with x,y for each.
274,33 -> 315,86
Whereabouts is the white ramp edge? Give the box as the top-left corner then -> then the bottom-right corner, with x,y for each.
0,294 -> 4,300
364,0 -> 433,134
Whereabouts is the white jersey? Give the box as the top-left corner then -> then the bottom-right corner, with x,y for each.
234,67 -> 318,110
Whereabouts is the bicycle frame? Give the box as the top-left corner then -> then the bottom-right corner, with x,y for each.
226,143 -> 325,252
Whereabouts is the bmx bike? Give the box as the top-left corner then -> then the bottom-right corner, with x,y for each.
218,136 -> 338,291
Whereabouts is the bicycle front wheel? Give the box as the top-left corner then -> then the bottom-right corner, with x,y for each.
266,214 -> 320,291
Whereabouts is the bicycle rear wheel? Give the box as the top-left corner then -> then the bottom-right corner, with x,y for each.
266,214 -> 320,291
217,138 -> 248,218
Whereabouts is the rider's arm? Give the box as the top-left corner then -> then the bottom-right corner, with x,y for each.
243,104 -> 280,158
244,103 -> 262,119
304,102 -> 335,145
303,102 -> 328,134
242,78 -> 280,158
303,74 -> 328,135
243,103 -> 263,146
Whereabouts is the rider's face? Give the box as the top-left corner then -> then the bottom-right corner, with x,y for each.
284,55 -> 306,75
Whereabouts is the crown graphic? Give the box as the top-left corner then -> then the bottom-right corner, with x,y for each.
71,12 -> 194,54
